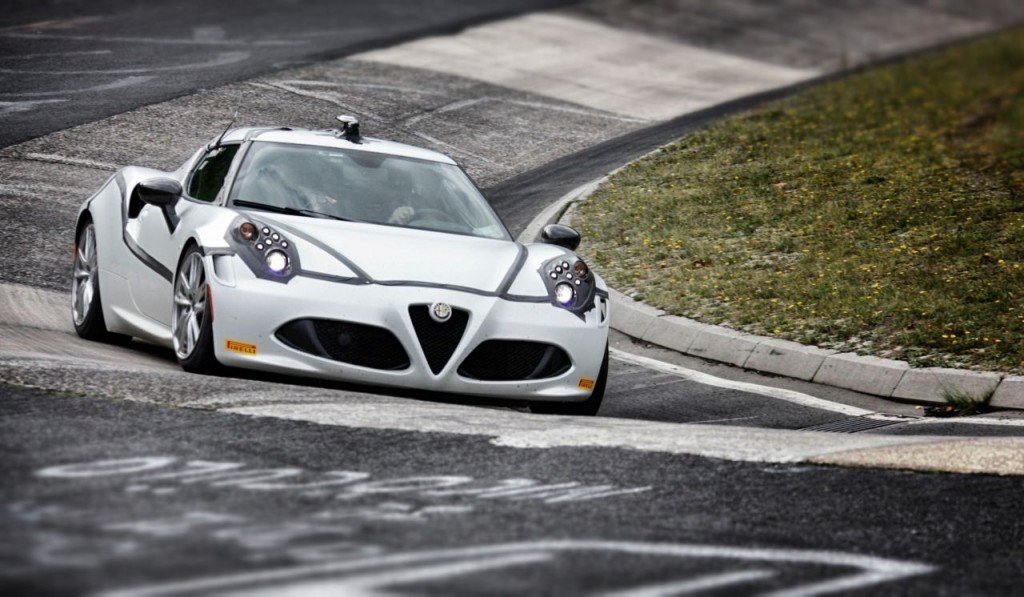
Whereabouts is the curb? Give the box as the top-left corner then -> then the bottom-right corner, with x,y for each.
519,177 -> 1024,412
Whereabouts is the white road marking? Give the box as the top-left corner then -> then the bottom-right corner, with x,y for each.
0,181 -> 88,197
98,540 -> 933,597
602,569 -> 775,596
903,416 -> 1024,428
36,457 -> 177,478
18,152 -> 120,171
232,552 -> 555,596
0,99 -> 65,117
0,76 -> 153,98
402,96 -> 652,127
0,32 -> 302,46
0,51 -> 250,74
0,16 -> 104,33
0,50 -> 112,60
611,348 -> 874,417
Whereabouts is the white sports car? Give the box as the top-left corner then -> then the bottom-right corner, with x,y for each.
71,116 -> 610,414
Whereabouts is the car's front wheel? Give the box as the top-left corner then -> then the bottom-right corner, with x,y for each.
172,246 -> 218,373
529,344 -> 608,416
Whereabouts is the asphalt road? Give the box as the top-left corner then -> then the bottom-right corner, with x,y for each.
3,3 -> 1024,594
0,0 -> 571,148
3,384 -> 1023,596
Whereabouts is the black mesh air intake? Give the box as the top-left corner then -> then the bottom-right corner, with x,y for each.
408,305 -> 469,374
276,319 -> 409,370
458,340 -> 571,381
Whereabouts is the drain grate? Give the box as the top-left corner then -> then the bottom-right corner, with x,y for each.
801,416 -> 907,434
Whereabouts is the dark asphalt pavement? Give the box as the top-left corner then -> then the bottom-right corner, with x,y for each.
0,0 -> 570,148
3,385 -> 1023,596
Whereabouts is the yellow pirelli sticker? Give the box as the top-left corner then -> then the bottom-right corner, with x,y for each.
578,377 -> 595,391
226,339 -> 257,356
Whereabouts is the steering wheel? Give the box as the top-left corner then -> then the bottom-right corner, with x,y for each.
409,208 -> 459,224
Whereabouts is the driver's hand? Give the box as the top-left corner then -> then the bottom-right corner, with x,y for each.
387,206 -> 414,225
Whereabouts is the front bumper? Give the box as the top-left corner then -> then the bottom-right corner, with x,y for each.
207,256 -> 609,401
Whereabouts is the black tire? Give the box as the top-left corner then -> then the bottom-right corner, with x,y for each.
530,344 -> 608,416
172,245 -> 219,374
71,217 -> 131,345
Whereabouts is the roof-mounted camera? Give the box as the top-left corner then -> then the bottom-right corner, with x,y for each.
334,115 -> 362,144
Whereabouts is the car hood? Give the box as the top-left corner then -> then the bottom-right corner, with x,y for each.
255,213 -> 521,291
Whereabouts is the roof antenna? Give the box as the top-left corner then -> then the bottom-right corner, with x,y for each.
212,107 -> 240,149
335,114 -> 362,144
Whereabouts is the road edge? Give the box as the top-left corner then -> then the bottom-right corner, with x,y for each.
518,174 -> 1024,412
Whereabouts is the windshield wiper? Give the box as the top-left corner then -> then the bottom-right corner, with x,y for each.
232,200 -> 358,222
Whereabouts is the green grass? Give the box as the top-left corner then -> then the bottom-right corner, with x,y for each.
939,388 -> 992,417
576,28 -> 1024,373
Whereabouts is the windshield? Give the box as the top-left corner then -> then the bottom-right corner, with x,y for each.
228,141 -> 509,240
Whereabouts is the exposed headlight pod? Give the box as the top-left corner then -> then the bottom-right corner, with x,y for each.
226,217 -> 300,282
554,282 -> 575,307
265,250 -> 289,274
541,255 -> 597,318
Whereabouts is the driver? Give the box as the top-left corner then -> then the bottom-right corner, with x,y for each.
384,167 -> 417,225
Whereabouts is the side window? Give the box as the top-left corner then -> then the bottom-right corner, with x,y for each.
187,144 -> 240,202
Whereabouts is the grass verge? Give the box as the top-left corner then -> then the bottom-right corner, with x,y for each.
576,28 -> 1024,373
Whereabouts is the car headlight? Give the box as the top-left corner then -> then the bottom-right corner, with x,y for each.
541,255 -> 596,318
554,282 -> 575,307
265,250 -> 289,274
226,217 -> 300,281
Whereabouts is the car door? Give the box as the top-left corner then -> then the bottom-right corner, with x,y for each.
127,144 -> 240,325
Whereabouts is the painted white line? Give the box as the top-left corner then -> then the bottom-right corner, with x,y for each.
20,152 -> 120,171
0,32 -> 303,47
239,552 -> 555,596
0,99 -> 65,117
902,416 -> 1024,428
98,540 -> 933,597
613,350 -> 1024,426
611,348 -> 874,417
0,181 -> 87,197
0,76 -> 153,98
248,80 -> 389,121
403,96 -> 651,126
0,50 -> 112,60
0,51 -> 249,75
601,569 -> 775,596
0,16 -> 104,33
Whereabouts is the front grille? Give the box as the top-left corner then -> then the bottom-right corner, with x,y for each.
408,305 -> 469,374
276,318 -> 410,370
458,340 -> 571,381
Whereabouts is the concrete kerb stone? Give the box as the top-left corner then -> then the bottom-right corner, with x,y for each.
605,288 -> 664,341
640,315 -> 706,355
991,376 -> 1024,410
531,170 -> 1023,410
813,353 -> 909,398
745,338 -> 836,382
892,368 -> 1003,405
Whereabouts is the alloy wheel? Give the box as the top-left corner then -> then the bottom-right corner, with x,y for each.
71,224 -> 97,326
172,252 -> 208,360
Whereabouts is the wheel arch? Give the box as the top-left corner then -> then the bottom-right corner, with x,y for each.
176,237 -> 203,269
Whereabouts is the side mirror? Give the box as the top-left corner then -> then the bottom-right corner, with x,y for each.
136,178 -> 181,207
540,224 -> 581,252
